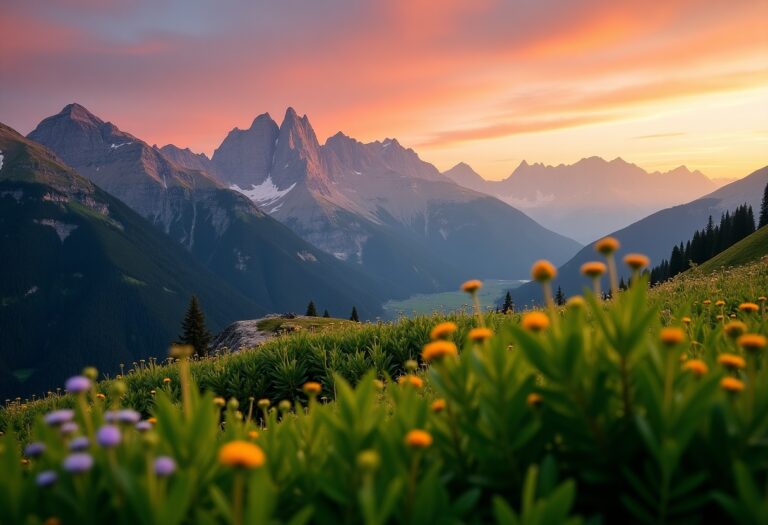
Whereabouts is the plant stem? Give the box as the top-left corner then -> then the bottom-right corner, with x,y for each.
77,393 -> 94,439
620,356 -> 633,417
180,357 -> 191,420
607,254 -> 619,296
232,471 -> 244,525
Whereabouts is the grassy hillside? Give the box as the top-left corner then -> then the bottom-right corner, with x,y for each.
2,257 -> 766,524
693,225 -> 768,273
513,166 -> 768,305
0,123 -> 261,399
4,257 -> 766,432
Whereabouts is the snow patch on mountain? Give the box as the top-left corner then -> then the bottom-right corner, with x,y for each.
110,142 -> 131,149
297,251 -> 318,262
500,190 -> 556,209
35,219 -> 78,242
230,177 -> 296,208
0,150 -> 4,171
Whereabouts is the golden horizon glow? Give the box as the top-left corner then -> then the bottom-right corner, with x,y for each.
0,0 -> 766,181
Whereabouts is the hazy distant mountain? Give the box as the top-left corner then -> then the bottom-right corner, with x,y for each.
512,165 -> 768,306
29,104 -> 386,318
442,162 -> 489,193
0,122 -> 260,397
443,157 -> 724,243
211,108 -> 581,291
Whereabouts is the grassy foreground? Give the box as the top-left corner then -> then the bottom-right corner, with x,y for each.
1,256 -> 767,524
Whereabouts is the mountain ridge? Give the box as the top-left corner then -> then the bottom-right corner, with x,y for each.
443,156 -> 724,243
511,165 -> 768,306
209,108 -> 581,290
0,121 -> 261,397
28,104 -> 388,318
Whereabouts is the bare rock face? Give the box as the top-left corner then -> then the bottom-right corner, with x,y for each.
28,104 -> 388,318
28,104 -> 220,219
210,314 -> 312,352
211,108 -> 581,290
209,319 -> 276,352
211,113 -> 279,189
156,144 -> 219,178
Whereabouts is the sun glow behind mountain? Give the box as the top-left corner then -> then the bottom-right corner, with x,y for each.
1,0 -> 766,181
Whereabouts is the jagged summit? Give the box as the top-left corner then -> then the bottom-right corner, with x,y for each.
58,103 -> 103,124
211,107 -> 580,284
444,155 -> 720,243
251,112 -> 274,127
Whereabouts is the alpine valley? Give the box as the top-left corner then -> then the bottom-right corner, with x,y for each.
3,103 -> 583,395
30,104 -> 581,297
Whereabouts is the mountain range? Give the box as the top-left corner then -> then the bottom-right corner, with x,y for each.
443,158 -> 725,244
28,104 -> 387,319
0,123 -> 261,398
511,165 -> 768,306
10,101 -> 754,397
205,109 -> 581,292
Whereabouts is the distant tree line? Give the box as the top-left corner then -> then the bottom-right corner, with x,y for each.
650,202 -> 757,284
306,300 -> 359,322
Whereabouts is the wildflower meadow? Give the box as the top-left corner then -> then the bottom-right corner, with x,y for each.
1,240 -> 767,525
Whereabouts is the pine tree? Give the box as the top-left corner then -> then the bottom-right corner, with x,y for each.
760,180 -> 768,228
349,306 -> 359,322
501,291 -> 514,313
178,295 -> 212,357
305,300 -> 317,317
322,309 -> 330,318
555,286 -> 565,306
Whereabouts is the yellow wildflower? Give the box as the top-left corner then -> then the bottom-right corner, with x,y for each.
421,341 -> 458,361
530,260 -> 557,282
218,441 -> 265,469
595,237 -> 620,255
430,321 -> 458,340
405,430 -> 433,449
521,311 -> 550,332
468,327 -> 494,343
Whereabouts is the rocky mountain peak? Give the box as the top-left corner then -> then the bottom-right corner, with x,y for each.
250,112 -> 274,128
272,108 -> 328,189
211,114 -> 279,189
58,103 -> 104,126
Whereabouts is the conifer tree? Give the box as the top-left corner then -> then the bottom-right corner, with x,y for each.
349,306 -> 359,322
305,300 -> 317,317
502,291 -> 514,313
555,286 -> 565,306
760,180 -> 768,228
178,295 -> 212,357
323,309 -> 330,318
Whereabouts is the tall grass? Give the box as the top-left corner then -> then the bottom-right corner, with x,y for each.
1,258 -> 766,524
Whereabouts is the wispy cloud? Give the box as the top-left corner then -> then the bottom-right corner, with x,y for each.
0,0 -> 765,180
633,132 -> 686,140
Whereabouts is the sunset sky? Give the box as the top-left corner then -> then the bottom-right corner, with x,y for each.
1,0 -> 766,180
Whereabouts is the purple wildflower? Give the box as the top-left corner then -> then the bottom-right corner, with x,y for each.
43,409 -> 75,426
24,442 -> 46,458
96,425 -> 121,448
106,409 -> 141,424
69,436 -> 90,451
36,470 -> 58,487
154,456 -> 177,477
63,453 -> 93,473
60,422 -> 79,435
135,421 -> 152,432
65,376 -> 91,394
